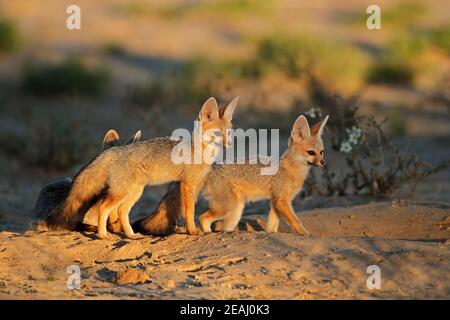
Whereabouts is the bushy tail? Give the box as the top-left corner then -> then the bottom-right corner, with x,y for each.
44,158 -> 109,231
34,178 -> 72,220
133,182 -> 183,235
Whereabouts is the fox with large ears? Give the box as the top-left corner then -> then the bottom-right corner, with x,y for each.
44,97 -> 239,239
135,114 -> 329,235
198,114 -> 329,234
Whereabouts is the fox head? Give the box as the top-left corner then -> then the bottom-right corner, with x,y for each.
289,114 -> 329,167
198,96 -> 239,149
101,129 -> 141,151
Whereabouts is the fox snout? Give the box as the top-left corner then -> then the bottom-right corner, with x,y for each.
307,158 -> 325,167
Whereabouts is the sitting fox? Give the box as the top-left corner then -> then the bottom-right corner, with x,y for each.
44,97 -> 238,239
134,114 -> 329,235
35,129 -> 141,232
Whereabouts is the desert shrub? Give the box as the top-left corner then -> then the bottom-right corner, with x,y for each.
123,33 -> 371,122
115,0 -> 272,19
201,0 -> 273,17
102,41 -> 127,56
367,34 -> 429,85
428,26 -> 450,54
387,109 -> 407,136
381,1 -> 428,27
249,33 -> 370,92
22,60 -> 110,97
26,115 -> 88,169
125,57 -> 242,109
114,1 -> 154,17
302,78 -> 449,197
0,114 -> 89,170
0,18 -> 21,53
342,1 -> 428,28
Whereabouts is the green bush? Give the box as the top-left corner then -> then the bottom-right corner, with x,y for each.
302,92 -> 449,197
22,60 -> 110,97
249,34 -> 370,92
382,1 -> 428,27
129,57 -> 242,110
116,0 -> 272,19
342,1 -> 428,28
0,18 -> 20,53
428,26 -> 450,54
0,114 -> 89,170
367,62 -> 415,85
368,34 -> 428,85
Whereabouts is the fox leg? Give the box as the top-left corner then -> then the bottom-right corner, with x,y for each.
180,182 -> 198,235
221,202 -> 245,232
272,198 -> 309,235
117,186 -> 144,239
266,207 -> 280,233
98,195 -> 126,240
199,209 -> 226,233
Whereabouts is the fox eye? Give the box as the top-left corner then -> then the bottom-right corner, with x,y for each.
307,150 -> 316,156
320,150 -> 323,155
214,131 -> 222,138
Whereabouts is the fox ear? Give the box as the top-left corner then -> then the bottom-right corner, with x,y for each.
221,96 -> 239,121
199,97 -> 219,122
102,129 -> 120,150
132,130 -> 142,142
125,130 -> 142,145
291,115 -> 310,141
310,115 -> 329,137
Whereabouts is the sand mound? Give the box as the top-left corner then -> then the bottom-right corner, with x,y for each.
0,202 -> 449,299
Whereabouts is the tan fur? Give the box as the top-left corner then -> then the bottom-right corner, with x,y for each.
200,115 -> 329,233
46,97 -> 238,239
43,129 -> 141,233
135,115 -> 328,235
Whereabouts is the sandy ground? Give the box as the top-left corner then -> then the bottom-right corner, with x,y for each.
0,201 -> 449,299
0,0 -> 448,301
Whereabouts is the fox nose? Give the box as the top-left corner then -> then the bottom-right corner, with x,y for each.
320,160 -> 325,166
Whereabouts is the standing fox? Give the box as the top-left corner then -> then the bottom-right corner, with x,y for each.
35,129 -> 142,232
134,114 -> 329,235
45,97 -> 238,239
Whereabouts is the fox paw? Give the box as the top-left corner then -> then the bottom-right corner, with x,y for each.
187,228 -> 202,236
126,233 -> 144,240
98,233 -> 119,241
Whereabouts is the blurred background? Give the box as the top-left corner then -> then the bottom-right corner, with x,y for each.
0,0 -> 449,231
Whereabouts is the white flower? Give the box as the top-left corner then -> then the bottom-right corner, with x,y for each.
348,133 -> 359,144
353,127 -> 362,139
340,141 -> 352,153
345,126 -> 362,145
305,107 -> 322,119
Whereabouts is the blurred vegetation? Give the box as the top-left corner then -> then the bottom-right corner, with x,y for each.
387,109 -> 407,136
0,113 -> 89,170
0,17 -> 21,53
302,80 -> 449,197
127,32 -> 371,116
428,26 -> 450,54
248,34 -> 370,91
343,1 -> 428,28
102,41 -> 127,56
367,33 -> 430,85
115,0 -> 273,19
381,1 -> 428,27
22,60 -> 110,97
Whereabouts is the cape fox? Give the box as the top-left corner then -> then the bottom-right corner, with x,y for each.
35,129 -> 142,233
134,114 -> 329,235
45,97 -> 238,239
